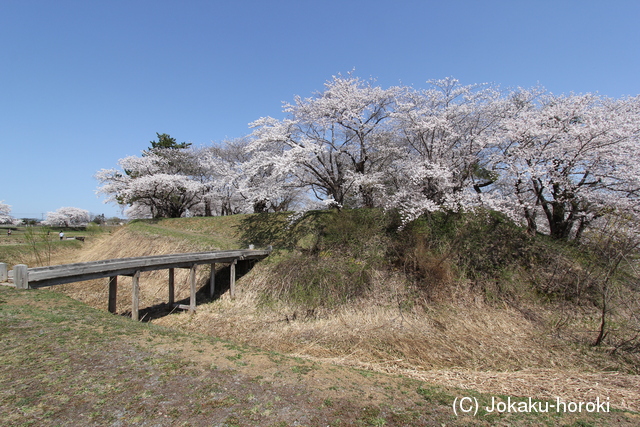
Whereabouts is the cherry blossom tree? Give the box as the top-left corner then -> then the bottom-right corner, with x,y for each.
96,150 -> 204,219
44,207 -> 90,227
491,91 -> 640,240
0,200 -> 13,224
191,141 -> 251,216
386,78 -> 507,224
247,74 -> 400,208
94,78 -> 640,241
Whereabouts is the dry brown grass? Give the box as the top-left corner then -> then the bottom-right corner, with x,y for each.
158,268 -> 577,370
51,227 -> 216,314
150,264 -> 640,411
50,223 -> 640,413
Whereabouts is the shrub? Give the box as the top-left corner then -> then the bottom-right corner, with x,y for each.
259,253 -> 371,310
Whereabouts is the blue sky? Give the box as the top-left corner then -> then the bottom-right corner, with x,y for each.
2,0 -> 639,219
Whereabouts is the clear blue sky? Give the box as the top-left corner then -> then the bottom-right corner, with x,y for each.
2,0 -> 639,219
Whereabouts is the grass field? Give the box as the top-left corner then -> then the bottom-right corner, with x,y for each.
0,224 -> 113,267
2,213 -> 640,425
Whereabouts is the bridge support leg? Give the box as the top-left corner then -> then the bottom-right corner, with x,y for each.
189,265 -> 197,312
168,268 -> 175,306
132,271 -> 140,321
108,276 -> 118,313
229,259 -> 237,299
209,263 -> 215,298
14,264 -> 29,289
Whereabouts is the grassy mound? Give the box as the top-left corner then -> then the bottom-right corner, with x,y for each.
225,209 -> 640,373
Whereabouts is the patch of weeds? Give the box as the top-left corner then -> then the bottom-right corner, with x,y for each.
252,375 -> 270,385
291,365 -> 315,375
388,409 -> 423,424
209,396 -> 238,408
267,351 -> 287,364
416,385 -> 453,406
167,408 -> 180,418
359,406 -> 387,426
357,369 -> 374,378
223,342 -> 247,352
225,353 -> 242,361
263,254 -> 372,310
570,421 -> 597,427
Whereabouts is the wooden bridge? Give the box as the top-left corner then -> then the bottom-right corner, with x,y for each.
0,248 -> 271,321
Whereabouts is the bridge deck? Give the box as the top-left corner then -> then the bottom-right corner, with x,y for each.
9,249 -> 270,288
1,249 -> 271,320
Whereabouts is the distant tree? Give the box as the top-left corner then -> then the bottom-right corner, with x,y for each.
44,207 -> 90,227
106,217 -> 124,225
0,200 -> 12,224
96,154 -> 204,219
91,214 -> 106,225
194,140 -> 252,216
148,133 -> 192,151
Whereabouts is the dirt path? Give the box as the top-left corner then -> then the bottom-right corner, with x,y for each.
305,357 -> 640,413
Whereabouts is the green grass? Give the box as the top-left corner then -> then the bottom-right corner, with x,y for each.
0,237 -> 83,266
128,217 -> 243,250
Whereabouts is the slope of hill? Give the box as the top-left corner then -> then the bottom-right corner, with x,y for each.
46,209 -> 640,416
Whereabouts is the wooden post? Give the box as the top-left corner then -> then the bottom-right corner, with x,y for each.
168,268 -> 175,306
14,264 -> 29,289
209,263 -> 215,298
108,276 -> 118,313
189,265 -> 197,312
0,263 -> 7,282
229,259 -> 237,299
131,271 -> 140,321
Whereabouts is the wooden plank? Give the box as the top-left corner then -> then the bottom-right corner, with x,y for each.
25,254 -> 209,277
108,276 -> 118,313
189,265 -> 197,312
31,250 -> 267,274
131,271 -> 140,321
168,268 -> 175,306
23,250 -> 271,288
14,264 -> 29,289
0,263 -> 7,282
14,249 -> 271,289
25,250 -> 243,272
229,259 -> 237,299
211,263 -> 217,296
